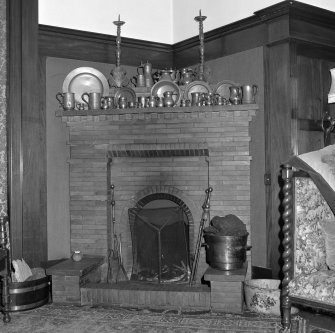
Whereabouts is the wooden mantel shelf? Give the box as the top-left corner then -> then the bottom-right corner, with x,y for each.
55,104 -> 258,117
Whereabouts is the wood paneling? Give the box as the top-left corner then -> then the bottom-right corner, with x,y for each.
265,41 -> 292,278
8,0 -> 47,266
39,25 -> 174,68
8,0 -> 23,260
173,21 -> 267,68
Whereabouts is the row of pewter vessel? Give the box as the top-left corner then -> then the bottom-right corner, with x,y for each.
56,89 -> 255,111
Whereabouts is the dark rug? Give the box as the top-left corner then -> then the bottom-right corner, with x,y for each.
0,304 -> 333,333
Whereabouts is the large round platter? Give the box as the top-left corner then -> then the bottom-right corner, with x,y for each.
213,80 -> 240,100
151,80 -> 181,106
114,87 -> 136,104
62,67 -> 109,103
184,80 -> 212,100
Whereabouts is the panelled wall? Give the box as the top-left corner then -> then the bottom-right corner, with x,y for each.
8,1 -> 335,277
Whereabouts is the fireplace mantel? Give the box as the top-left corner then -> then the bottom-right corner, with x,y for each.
56,104 -> 258,281
56,104 -> 258,118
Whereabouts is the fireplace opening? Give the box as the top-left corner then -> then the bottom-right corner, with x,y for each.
128,199 -> 190,283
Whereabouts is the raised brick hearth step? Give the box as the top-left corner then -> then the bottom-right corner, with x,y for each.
46,255 -> 104,304
81,281 -> 211,310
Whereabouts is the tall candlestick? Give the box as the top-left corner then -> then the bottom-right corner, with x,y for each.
113,14 -> 125,67
110,15 -> 128,88
194,10 -> 207,81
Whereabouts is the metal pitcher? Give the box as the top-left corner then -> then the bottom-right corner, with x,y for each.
242,84 -> 258,104
229,86 -> 242,105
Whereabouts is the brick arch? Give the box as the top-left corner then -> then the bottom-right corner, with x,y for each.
121,185 -> 197,262
136,193 -> 193,225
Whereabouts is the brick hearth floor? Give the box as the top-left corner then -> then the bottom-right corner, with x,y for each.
81,281 -> 211,310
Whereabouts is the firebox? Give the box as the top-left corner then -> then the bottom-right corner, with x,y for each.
128,205 -> 190,283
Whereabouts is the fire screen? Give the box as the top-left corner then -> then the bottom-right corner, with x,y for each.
128,206 -> 189,283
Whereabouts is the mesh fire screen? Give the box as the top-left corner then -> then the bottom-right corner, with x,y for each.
128,206 -> 189,283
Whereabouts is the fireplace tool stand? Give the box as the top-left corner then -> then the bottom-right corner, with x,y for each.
107,158 -> 128,283
189,187 -> 212,286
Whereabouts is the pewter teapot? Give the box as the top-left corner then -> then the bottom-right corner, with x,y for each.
154,69 -> 180,83
180,68 -> 195,85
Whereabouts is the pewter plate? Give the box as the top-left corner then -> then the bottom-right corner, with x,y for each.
213,80 -> 240,100
184,80 -> 212,100
114,87 -> 136,104
151,80 -> 181,105
62,67 -> 109,103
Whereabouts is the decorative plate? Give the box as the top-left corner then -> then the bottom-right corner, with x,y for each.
151,80 -> 181,105
114,87 -> 136,104
213,80 -> 240,100
184,80 -> 212,100
62,67 -> 109,103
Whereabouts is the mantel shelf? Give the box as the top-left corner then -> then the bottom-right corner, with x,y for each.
55,104 -> 258,117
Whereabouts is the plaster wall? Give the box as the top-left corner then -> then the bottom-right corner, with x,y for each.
39,0 -> 335,43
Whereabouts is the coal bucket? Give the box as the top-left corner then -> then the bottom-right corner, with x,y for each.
204,233 -> 250,270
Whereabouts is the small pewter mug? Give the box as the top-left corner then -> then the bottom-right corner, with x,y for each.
138,96 -> 146,108
100,97 -> 109,109
148,96 -> 157,108
156,97 -> 164,107
81,92 -> 101,110
76,102 -> 85,110
106,97 -> 115,108
56,92 -> 75,110
119,96 -> 127,109
191,92 -> 202,106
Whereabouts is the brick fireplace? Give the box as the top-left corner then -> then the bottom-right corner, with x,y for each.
56,104 -> 257,281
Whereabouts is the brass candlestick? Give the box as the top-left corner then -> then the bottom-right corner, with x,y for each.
109,14 -> 128,88
194,10 -> 207,82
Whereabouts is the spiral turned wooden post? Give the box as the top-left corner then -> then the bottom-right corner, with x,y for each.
281,164 -> 293,331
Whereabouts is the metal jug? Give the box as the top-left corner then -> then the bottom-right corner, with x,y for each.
242,84 -> 258,104
180,68 -> 195,85
229,86 -> 242,105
